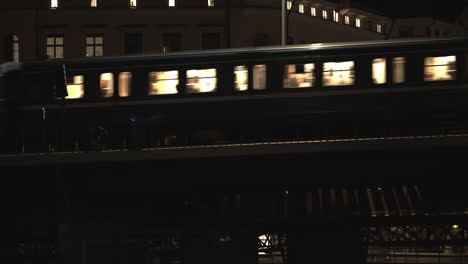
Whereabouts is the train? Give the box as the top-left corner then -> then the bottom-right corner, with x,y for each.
1,37 -> 468,153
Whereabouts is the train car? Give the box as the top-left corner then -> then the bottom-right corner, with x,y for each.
1,37 -> 468,153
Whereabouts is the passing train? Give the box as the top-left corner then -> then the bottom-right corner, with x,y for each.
1,37 -> 468,153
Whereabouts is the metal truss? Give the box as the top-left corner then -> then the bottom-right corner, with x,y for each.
258,233 -> 288,264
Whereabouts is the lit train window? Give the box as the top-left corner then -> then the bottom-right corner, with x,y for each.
393,57 -> 405,83
65,76 -> 84,99
253,65 -> 266,90
149,71 -> 179,95
119,72 -> 131,97
356,18 -> 361,28
287,1 -> 292,10
333,10 -> 339,22
372,58 -> 386,84
284,63 -> 314,88
187,68 -> 216,93
424,56 -> 456,81
50,0 -> 58,9
234,66 -> 248,91
322,10 -> 328,20
311,7 -> 316,16
299,4 -> 304,13
100,73 -> 114,98
323,61 -> 354,86
129,0 -> 136,8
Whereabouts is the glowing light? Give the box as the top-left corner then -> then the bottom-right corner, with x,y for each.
299,4 -> 304,13
452,224 -> 459,229
284,63 -> 314,88
100,73 -> 114,98
311,7 -> 316,16
287,1 -> 292,10
65,75 -> 84,99
119,72 -> 131,97
424,56 -> 456,81
323,61 -> 354,86
149,71 -> 179,95
373,58 -> 386,84
234,65 -> 248,91
187,69 -> 216,93
50,0 -> 58,8
253,65 -> 266,90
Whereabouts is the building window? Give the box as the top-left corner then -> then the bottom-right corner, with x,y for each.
85,35 -> 103,57
372,58 -> 386,84
50,0 -> 58,9
169,0 -> 175,7
208,0 -> 214,7
162,33 -> 181,52
345,16 -> 350,24
65,76 -> 84,99
424,56 -> 456,81
322,10 -> 328,20
299,4 -> 304,13
129,0 -> 137,8
149,71 -> 179,95
187,69 -> 217,93
284,63 -> 314,88
201,32 -> 221,50
100,73 -> 114,98
46,35 -> 64,59
91,0 -> 97,7
393,57 -> 405,83
333,10 -> 339,22
323,61 -> 354,86
311,7 -> 316,16
234,66 -> 248,91
253,65 -> 266,90
12,35 -> 19,62
356,18 -> 361,27
119,72 -> 132,97
124,32 -> 143,54
377,24 -> 382,33
286,1 -> 292,10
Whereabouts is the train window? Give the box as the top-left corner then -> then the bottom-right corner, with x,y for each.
299,4 -> 304,14
119,72 -> 131,97
393,57 -> 405,83
372,58 -> 386,84
149,71 -> 179,95
50,0 -> 58,9
284,63 -> 314,88
287,1 -> 292,10
235,66 -> 248,91
65,76 -> 84,99
187,69 -> 217,93
129,0 -> 136,8
345,16 -> 350,25
253,65 -> 266,90
333,10 -> 339,22
311,7 -> 316,16
323,61 -> 354,86
322,10 -> 328,20
91,0 -> 97,7
356,18 -> 361,28
424,56 -> 456,81
100,73 -> 114,98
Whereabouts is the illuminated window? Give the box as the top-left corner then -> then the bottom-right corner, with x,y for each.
323,61 -> 354,86
208,0 -> 214,7
393,57 -> 405,83
129,0 -> 136,8
299,4 -> 304,13
311,7 -> 316,16
322,10 -> 328,19
50,0 -> 58,9
149,71 -> 179,95
253,65 -> 266,90
235,66 -> 248,91
424,56 -> 456,81
85,35 -> 103,57
169,0 -> 175,7
119,72 -> 131,97
377,24 -> 382,33
100,73 -> 114,98
356,18 -> 361,27
65,76 -> 84,99
345,16 -> 350,25
46,35 -> 64,59
284,63 -> 314,88
258,234 -> 287,264
187,69 -> 216,93
333,10 -> 339,22
286,1 -> 292,10
12,35 -> 19,62
372,58 -> 386,84
91,0 -> 97,7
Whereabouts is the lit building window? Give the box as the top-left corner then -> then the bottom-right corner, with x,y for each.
311,7 -> 316,16
208,0 -> 214,7
187,69 -> 216,93
323,61 -> 354,86
46,35 -> 64,59
65,76 -> 84,99
299,4 -> 304,13
377,24 -> 382,33
253,65 -> 266,90
393,57 -> 405,83
119,72 -> 132,97
235,65 -> 248,91
284,63 -> 314,88
322,10 -> 328,19
129,0 -> 137,8
169,0 -> 175,7
149,71 -> 179,95
91,0 -> 97,7
344,16 -> 350,24
356,18 -> 361,27
333,10 -> 339,22
372,58 -> 386,84
12,35 -> 19,62
50,0 -> 58,9
424,56 -> 456,81
286,1 -> 292,10
100,73 -> 114,98
85,35 -> 103,57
